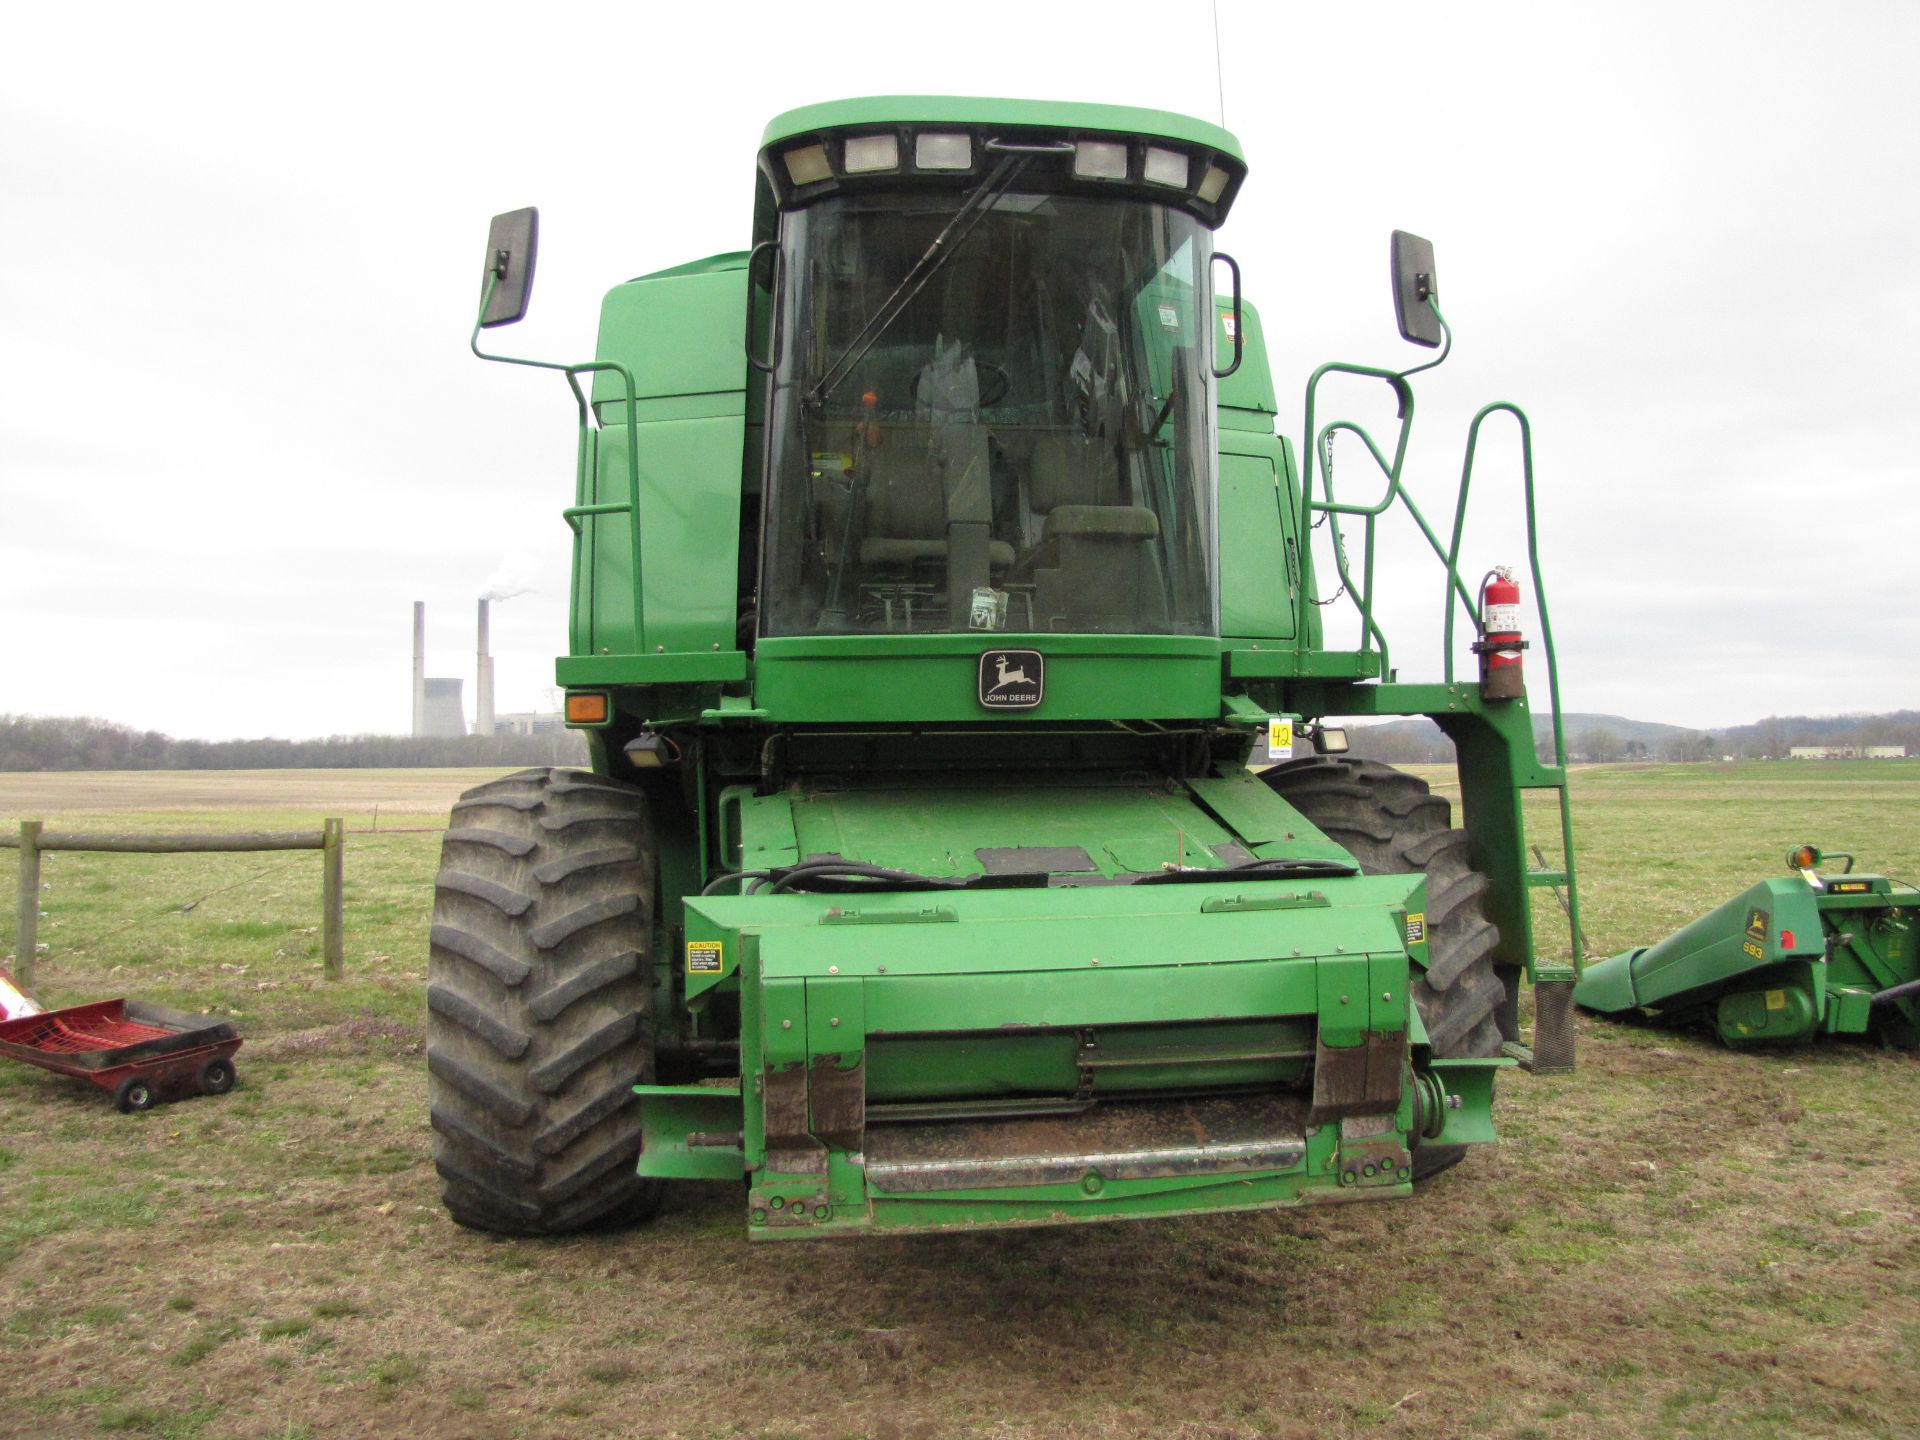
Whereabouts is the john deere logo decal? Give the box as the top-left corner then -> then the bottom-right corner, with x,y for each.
979,650 -> 1043,710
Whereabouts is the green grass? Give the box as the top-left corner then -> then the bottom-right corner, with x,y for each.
1,763 -> 1918,1438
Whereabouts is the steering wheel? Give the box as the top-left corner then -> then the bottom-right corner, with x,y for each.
909,361 -> 1011,410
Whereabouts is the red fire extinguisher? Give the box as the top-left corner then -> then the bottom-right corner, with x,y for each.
1473,567 -> 1529,701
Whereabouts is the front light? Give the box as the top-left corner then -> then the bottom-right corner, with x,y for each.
1073,140 -> 1128,180
1143,146 -> 1188,187
914,132 -> 972,170
781,143 -> 832,186
842,134 -> 899,174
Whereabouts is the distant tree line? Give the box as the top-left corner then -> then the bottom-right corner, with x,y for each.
1345,710 -> 1920,767
0,714 -> 587,772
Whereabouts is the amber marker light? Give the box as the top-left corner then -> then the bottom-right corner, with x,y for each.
1789,844 -> 1822,871
565,693 -> 610,726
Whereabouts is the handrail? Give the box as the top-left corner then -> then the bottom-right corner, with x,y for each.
470,271 -> 646,656
1443,403 -> 1569,770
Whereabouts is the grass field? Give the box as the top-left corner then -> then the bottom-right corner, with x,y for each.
2,763 -> 1917,1440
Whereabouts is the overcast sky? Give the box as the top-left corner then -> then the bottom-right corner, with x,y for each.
5,2 -> 1916,740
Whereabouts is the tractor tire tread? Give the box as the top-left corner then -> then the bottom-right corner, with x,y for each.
1262,757 -> 1506,1177
426,767 -> 660,1237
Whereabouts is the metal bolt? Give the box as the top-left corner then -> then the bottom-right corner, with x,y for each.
1339,995 -> 1349,1005
828,965 -> 839,975
770,1196 -> 785,1210
877,965 -> 886,973
656,644 -> 665,653
1382,992 -> 1392,1002
1363,1163 -> 1377,1177
751,1209 -> 767,1224
814,1205 -> 830,1220
781,1019 -> 792,1030
1446,1094 -> 1462,1110
1090,958 -> 1100,966
829,1017 -> 840,1028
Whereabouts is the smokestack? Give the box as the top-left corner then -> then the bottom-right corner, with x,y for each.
476,597 -> 495,738
412,601 -> 427,738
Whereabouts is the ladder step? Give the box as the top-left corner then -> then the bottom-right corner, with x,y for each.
1525,869 -> 1569,887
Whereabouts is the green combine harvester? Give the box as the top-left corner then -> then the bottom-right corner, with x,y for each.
430,95 -> 1584,1240
1575,846 -> 1918,1049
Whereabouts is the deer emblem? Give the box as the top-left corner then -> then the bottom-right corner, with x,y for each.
988,654 -> 1032,692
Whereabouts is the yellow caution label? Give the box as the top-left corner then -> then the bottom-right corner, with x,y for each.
1765,989 -> 1786,1012
686,940 -> 723,975
1405,912 -> 1427,946
1266,718 -> 1294,761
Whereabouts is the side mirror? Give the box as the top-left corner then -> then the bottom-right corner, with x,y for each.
479,207 -> 539,328
1390,230 -> 1441,348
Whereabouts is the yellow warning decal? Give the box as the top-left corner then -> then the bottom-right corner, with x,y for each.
686,940 -> 723,974
1832,880 -> 1870,894
1267,718 -> 1294,762
1764,989 -> 1786,1011
1405,912 -> 1427,946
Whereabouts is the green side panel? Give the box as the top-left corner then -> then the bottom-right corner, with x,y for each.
586,414 -> 745,658
570,260 -> 750,665
590,260 -> 750,409
751,634 -> 1221,722
761,95 -> 1244,163
1215,298 -> 1277,417
1217,448 -> 1297,641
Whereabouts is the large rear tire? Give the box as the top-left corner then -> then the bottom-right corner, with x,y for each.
426,767 -> 663,1235
1261,757 -> 1504,1180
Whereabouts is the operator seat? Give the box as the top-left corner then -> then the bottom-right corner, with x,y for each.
857,421 -> 1017,572
1024,433 -> 1166,629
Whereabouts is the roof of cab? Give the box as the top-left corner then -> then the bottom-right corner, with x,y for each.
761,95 -> 1243,164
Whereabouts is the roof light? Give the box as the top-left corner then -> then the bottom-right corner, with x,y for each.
1143,146 -> 1189,188
915,132 -> 972,170
781,143 -> 832,186
1073,140 -> 1128,180
1790,844 -> 1822,870
842,133 -> 899,174
1196,164 -> 1231,203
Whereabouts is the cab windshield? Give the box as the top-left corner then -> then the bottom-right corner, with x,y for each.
761,190 -> 1217,637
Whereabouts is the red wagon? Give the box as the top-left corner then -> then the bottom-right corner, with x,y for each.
0,998 -> 242,1112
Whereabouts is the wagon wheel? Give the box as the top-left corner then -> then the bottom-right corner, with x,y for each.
197,1056 -> 237,1096
115,1076 -> 156,1113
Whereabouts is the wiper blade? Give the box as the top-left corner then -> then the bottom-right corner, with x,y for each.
806,151 -> 1035,410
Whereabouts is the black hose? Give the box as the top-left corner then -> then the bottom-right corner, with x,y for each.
1871,976 -> 1920,1006
699,870 -> 771,896
1130,857 -> 1359,886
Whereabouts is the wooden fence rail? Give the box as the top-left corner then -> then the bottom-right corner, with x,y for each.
3,818 -> 344,988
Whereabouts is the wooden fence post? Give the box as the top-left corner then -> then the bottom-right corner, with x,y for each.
321,817 -> 344,982
15,820 -> 41,989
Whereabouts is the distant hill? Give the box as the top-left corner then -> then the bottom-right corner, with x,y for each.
1344,709 -> 1919,763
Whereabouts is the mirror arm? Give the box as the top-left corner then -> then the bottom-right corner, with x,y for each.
1397,298 -> 1453,383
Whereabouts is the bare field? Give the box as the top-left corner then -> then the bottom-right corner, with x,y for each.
0,767 -> 515,819
2,763 -> 1919,1440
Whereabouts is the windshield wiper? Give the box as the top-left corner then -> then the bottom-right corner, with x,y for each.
806,144 -> 1065,410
